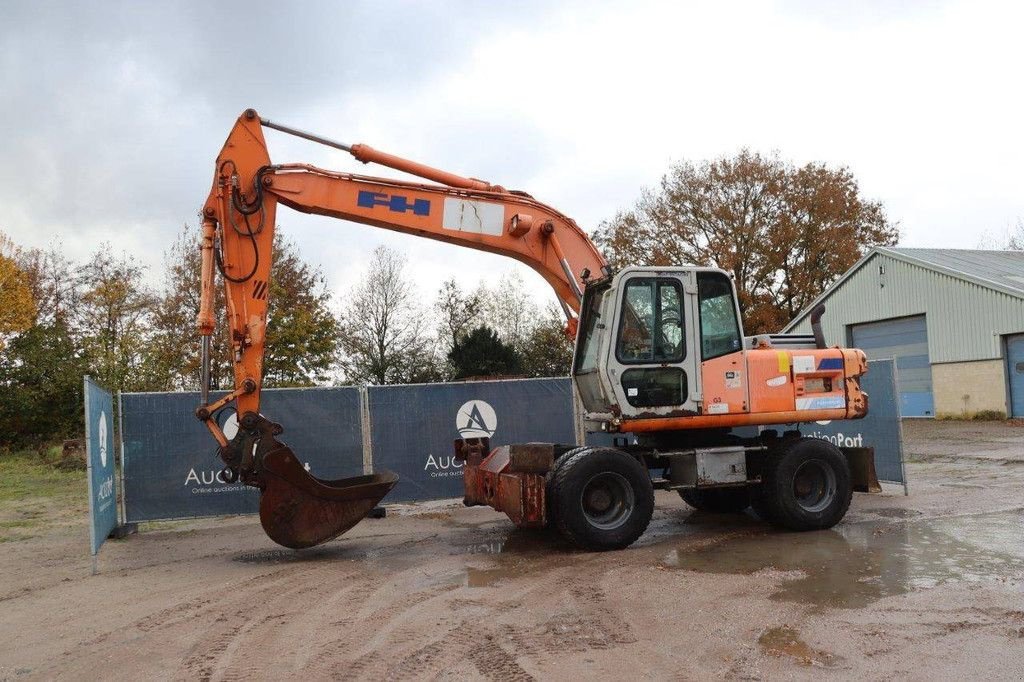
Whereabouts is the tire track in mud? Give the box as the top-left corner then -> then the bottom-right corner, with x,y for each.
180,563 -> 367,681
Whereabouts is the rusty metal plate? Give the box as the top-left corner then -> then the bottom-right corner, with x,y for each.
508,443 -> 555,473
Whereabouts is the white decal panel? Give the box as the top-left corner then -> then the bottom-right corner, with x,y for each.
792,355 -> 816,374
766,375 -> 787,387
707,403 -> 730,414
442,198 -> 504,236
795,396 -> 846,411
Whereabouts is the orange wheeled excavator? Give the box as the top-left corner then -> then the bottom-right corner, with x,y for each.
195,110 -> 877,551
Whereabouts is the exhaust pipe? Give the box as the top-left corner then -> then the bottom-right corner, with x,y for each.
810,304 -> 827,349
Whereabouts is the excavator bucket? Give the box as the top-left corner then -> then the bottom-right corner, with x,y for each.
255,440 -> 398,550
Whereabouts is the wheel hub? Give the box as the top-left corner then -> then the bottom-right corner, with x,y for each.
580,472 -> 635,530
792,459 -> 837,513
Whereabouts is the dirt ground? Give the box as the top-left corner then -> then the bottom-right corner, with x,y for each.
2,421 -> 1023,681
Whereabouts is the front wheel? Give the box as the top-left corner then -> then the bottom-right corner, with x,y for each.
551,448 -> 654,551
754,438 -> 852,531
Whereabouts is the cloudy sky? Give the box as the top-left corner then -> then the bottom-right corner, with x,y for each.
2,0 -> 1022,310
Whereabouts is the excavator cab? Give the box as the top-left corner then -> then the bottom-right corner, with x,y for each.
573,266 -> 745,425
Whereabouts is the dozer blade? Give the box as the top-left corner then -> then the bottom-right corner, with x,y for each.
257,442 -> 398,549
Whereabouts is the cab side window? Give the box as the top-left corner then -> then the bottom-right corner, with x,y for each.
697,273 -> 742,360
616,278 -> 685,364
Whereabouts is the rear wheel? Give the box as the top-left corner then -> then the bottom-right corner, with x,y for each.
754,438 -> 852,531
551,448 -> 654,550
677,487 -> 750,513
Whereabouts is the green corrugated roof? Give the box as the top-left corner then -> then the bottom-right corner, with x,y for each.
886,248 -> 1024,295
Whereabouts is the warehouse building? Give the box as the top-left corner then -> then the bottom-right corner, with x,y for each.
784,248 -> 1024,418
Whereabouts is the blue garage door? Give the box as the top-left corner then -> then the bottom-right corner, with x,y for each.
1009,334 -> 1024,418
851,316 -> 933,417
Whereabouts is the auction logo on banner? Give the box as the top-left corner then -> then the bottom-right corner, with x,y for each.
97,411 -> 108,467
456,400 -> 496,438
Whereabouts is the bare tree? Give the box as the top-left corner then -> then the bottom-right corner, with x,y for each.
479,270 -> 539,350
338,246 -> 441,384
434,278 -> 482,353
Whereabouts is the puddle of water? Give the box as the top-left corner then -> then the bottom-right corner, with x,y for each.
758,625 -> 838,667
465,566 -> 519,588
871,508 -> 922,519
662,510 -> 1024,609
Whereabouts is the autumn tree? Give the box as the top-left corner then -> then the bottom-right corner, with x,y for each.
12,241 -> 81,328
145,227 -> 343,391
594,150 -> 899,334
0,233 -> 36,347
338,245 -> 442,385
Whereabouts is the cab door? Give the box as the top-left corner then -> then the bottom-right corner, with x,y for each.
604,270 -> 701,418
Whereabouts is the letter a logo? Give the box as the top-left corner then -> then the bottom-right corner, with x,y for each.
456,400 -> 497,438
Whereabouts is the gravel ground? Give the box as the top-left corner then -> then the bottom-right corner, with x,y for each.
1,421 -> 1022,681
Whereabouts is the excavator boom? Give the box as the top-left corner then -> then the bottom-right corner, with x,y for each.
195,109 -> 607,549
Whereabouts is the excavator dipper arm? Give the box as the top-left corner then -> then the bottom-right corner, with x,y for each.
195,110 -> 607,549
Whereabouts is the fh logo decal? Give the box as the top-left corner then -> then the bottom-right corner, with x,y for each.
456,400 -> 496,439
357,190 -> 430,216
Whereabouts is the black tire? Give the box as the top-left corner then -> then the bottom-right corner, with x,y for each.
677,487 -> 750,513
753,437 -> 852,531
551,448 -> 654,551
544,446 -> 591,529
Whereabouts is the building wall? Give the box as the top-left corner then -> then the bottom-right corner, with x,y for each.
787,251 -> 1024,364
931,359 -> 1008,417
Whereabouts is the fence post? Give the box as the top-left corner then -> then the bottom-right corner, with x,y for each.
359,386 -> 374,475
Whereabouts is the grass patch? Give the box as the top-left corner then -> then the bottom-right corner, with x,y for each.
0,447 -> 88,541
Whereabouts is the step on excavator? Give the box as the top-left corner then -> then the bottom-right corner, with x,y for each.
195,109 -> 879,551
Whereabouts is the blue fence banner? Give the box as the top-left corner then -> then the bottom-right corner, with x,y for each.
119,368 -> 905,522
120,387 -> 364,522
368,378 -> 577,502
804,359 -> 906,487
84,377 -> 118,555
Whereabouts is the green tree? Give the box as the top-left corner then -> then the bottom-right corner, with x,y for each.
518,304 -> 574,377
78,247 -> 155,393
0,321 -> 88,447
448,325 -> 522,379
594,150 -> 898,334
262,237 -> 344,386
145,227 -> 344,390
